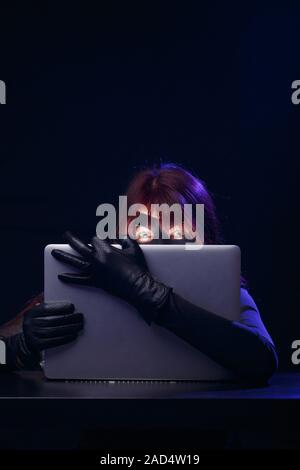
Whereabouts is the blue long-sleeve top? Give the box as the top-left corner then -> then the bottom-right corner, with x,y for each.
156,287 -> 278,383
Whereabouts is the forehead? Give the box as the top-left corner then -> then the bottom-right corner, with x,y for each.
133,203 -> 185,219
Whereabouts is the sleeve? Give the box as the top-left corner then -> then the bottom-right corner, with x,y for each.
0,334 -> 41,372
155,288 -> 278,383
0,298 -> 43,372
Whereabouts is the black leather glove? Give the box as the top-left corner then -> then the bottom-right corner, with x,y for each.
51,232 -> 172,324
4,301 -> 84,370
23,301 -> 84,352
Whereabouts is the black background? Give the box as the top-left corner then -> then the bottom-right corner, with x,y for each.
0,1 -> 299,369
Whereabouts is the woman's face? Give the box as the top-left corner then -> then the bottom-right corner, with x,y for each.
135,223 -> 186,244
124,207 -> 202,244
134,213 -> 199,245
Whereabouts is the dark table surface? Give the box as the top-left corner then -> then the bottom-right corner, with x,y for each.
0,372 -> 299,449
0,372 -> 299,424
0,370 -> 299,399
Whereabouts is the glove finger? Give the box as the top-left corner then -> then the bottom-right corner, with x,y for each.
51,249 -> 91,270
58,272 -> 92,285
118,238 -> 136,250
91,236 -> 113,253
33,312 -> 84,327
38,334 -> 78,350
30,301 -> 75,318
119,237 -> 148,268
64,231 -> 94,260
34,322 -> 83,338
119,237 -> 143,255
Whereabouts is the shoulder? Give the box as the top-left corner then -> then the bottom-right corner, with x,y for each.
240,287 -> 259,312
239,288 -> 275,346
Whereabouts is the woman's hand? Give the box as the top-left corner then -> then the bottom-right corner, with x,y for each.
23,301 -> 84,353
3,301 -> 84,370
51,232 -> 171,324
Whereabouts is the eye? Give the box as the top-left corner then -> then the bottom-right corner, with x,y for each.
135,226 -> 153,243
173,229 -> 182,239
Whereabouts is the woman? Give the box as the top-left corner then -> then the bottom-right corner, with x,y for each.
0,163 -> 278,382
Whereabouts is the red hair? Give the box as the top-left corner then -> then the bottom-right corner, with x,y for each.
126,163 -> 222,244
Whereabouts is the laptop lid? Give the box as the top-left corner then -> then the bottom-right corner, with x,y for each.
43,244 -> 240,380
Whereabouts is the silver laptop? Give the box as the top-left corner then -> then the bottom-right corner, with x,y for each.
44,244 -> 240,381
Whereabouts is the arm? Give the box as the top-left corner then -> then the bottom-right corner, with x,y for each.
52,234 -> 278,383
155,288 -> 278,383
